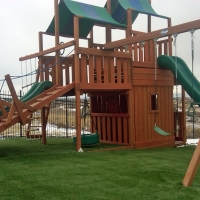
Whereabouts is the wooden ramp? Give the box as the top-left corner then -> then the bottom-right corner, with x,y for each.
0,82 -> 75,133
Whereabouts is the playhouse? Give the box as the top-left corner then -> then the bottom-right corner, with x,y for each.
0,0 -> 200,153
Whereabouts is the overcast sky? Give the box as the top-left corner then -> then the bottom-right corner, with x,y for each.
0,0 -> 200,92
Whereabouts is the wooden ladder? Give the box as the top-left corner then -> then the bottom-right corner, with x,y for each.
0,75 -> 75,141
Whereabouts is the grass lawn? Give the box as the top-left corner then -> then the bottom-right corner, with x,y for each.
0,138 -> 200,200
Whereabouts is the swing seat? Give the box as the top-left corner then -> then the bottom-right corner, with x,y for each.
73,132 -> 99,146
154,126 -> 172,136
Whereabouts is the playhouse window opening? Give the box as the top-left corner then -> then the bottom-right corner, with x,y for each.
151,94 -> 158,110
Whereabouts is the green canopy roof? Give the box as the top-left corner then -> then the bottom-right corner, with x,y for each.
46,0 -> 126,38
107,0 -> 168,25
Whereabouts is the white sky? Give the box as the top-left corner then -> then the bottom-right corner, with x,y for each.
0,0 -> 200,92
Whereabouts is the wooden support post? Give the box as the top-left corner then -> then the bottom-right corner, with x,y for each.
54,0 -> 62,85
74,16 -> 81,151
182,140 -> 200,186
126,9 -> 132,54
106,0 -> 112,43
38,32 -> 44,82
168,18 -> 173,56
5,74 -> 26,125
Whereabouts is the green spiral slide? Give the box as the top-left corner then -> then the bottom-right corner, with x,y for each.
157,55 -> 200,103
0,81 -> 53,116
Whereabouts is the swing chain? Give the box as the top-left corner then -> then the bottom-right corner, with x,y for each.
190,29 -> 195,102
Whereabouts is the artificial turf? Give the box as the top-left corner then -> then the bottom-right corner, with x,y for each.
0,138 -> 200,200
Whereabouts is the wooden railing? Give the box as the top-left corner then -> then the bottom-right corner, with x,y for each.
91,113 -> 129,145
77,47 -> 132,85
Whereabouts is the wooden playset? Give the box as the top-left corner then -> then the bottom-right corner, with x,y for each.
0,0 -> 200,186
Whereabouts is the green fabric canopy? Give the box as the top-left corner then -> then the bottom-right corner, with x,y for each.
107,0 -> 168,25
46,0 -> 126,38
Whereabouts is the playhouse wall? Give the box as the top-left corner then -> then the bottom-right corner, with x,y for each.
131,67 -> 175,148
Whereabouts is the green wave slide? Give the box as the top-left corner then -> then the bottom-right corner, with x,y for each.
157,55 -> 200,103
0,81 -> 53,116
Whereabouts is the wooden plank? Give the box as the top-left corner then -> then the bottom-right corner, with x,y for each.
0,98 -> 7,115
112,117 -> 117,142
123,117 -> 128,144
107,117 -> 111,141
149,40 -> 154,62
5,74 -> 26,125
78,83 -> 132,91
102,117 -> 106,141
132,80 -> 174,86
183,140 -> 200,186
110,57 -> 115,83
44,64 -> 50,81
104,57 -> 109,83
65,60 -> 70,85
5,104 -> 16,126
19,40 -> 75,61
104,19 -> 200,49
91,113 -> 129,117
123,59 -> 128,83
164,41 -> 168,54
143,87 -> 148,141
51,62 -> 56,85
116,58 -> 121,83
144,41 -> 150,62
89,55 -> 94,84
158,42 -> 162,56
81,55 -> 87,83
95,56 -> 102,83
134,136 -> 175,149
128,89 -> 135,146
134,86 -> 140,143
132,61 -> 154,68
77,47 -> 132,58
147,86 -> 152,141
133,44 -> 138,62
97,116 -> 102,140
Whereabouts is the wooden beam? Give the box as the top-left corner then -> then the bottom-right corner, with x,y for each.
182,140 -> 200,186
5,74 -> 26,125
78,83 -> 132,91
74,16 -> 81,152
0,98 -> 7,115
77,47 -> 132,58
19,40 -> 75,61
54,0 -> 62,85
104,19 -> 200,49
18,101 -> 36,112
42,31 -> 90,40
106,0 -> 112,43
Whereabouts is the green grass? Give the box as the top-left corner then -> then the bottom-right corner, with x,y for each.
0,138 -> 200,200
